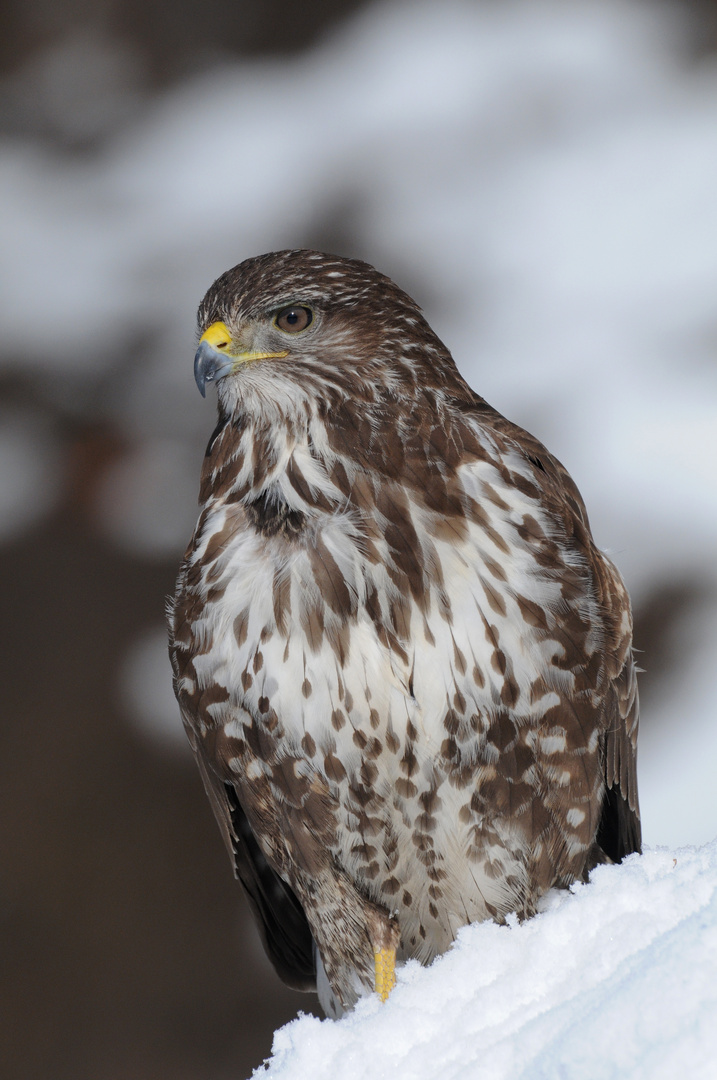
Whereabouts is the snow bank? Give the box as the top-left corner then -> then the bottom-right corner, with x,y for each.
258,843 -> 717,1080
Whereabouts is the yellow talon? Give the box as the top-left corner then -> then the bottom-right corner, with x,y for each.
374,947 -> 396,1002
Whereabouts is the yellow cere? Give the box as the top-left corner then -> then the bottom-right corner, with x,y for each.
199,321 -> 233,350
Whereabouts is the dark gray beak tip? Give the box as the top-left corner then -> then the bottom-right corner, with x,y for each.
193,339 -> 235,399
194,340 -> 228,398
194,345 -> 207,397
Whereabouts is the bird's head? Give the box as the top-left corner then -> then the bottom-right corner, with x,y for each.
193,249 -> 461,411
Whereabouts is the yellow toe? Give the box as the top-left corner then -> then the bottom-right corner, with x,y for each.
374,947 -> 396,1003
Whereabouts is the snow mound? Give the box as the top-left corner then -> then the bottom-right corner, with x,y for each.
258,843 -> 717,1080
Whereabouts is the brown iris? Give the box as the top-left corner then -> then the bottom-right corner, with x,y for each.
275,305 -> 313,333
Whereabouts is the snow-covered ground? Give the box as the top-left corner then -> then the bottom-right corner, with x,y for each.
259,842 -> 717,1080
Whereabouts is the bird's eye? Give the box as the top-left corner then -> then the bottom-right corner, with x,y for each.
275,306 -> 313,333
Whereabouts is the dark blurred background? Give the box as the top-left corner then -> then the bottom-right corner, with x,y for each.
2,2 -> 717,1078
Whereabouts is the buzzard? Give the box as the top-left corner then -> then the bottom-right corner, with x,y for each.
168,249 -> 640,1018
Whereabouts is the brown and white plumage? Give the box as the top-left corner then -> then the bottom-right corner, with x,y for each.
168,249 -> 640,1017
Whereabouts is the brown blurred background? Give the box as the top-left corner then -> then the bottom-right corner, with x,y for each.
2,2 -> 717,1078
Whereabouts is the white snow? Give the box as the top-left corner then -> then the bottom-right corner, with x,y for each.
258,842 -> 717,1080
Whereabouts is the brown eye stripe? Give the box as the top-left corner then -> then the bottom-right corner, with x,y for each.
275,306 -> 313,333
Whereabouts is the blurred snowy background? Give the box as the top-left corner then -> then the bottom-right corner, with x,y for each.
2,1 -> 716,1077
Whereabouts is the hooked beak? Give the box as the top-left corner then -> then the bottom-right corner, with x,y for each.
194,339 -> 233,398
193,321 -> 289,397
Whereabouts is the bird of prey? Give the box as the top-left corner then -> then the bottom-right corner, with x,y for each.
168,249 -> 640,1018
